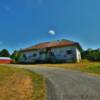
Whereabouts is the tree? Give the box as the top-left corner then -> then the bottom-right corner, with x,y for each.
10,50 -> 21,62
0,49 -> 10,57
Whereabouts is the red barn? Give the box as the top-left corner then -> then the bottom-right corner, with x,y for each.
0,57 -> 13,64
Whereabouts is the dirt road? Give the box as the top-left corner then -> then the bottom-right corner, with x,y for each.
14,65 -> 100,100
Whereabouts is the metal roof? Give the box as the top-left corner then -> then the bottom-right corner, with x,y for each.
0,57 -> 12,60
21,39 -> 82,52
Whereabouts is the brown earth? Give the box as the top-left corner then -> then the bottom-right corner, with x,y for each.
0,72 -> 34,100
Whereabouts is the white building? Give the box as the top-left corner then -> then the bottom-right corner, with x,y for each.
19,39 -> 82,63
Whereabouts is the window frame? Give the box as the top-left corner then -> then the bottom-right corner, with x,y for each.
66,50 -> 73,55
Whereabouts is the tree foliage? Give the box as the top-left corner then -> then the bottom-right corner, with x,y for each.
82,48 -> 100,61
0,49 -> 10,57
10,50 -> 21,62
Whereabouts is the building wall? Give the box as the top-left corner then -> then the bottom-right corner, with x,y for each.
49,46 -> 79,62
19,49 -> 46,63
19,46 -> 81,63
0,60 -> 12,64
75,48 -> 81,62
19,50 -> 39,63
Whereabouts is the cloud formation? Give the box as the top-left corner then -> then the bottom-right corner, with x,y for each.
48,30 -> 56,35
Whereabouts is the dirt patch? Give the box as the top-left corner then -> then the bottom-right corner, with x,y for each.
0,72 -> 34,100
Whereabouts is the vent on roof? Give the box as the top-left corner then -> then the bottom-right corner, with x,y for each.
56,39 -> 64,42
61,39 -> 67,41
56,39 -> 68,42
57,40 -> 60,42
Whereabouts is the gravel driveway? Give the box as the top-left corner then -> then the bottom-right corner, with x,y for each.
14,65 -> 100,100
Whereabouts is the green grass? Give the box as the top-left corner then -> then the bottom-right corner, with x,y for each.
28,70 -> 46,100
0,65 -> 46,100
37,62 -> 100,75
80,63 -> 100,74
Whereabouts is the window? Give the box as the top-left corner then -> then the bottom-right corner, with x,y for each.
49,52 -> 54,56
33,53 -> 37,57
40,51 -> 45,55
66,50 -> 73,55
23,54 -> 27,60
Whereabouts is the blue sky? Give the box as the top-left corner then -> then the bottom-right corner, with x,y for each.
0,0 -> 100,52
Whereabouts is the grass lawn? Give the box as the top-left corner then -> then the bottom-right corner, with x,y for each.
37,62 -> 100,75
0,65 -> 46,100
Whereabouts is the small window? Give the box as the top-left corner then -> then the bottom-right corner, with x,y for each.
40,51 -> 45,55
66,50 -> 73,55
49,52 -> 54,56
33,53 -> 37,57
23,54 -> 27,60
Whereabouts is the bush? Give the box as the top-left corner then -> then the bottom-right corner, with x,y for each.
81,48 -> 100,61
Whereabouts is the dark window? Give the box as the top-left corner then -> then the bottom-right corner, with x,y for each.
66,50 -> 73,55
33,53 -> 37,57
49,52 -> 54,56
23,54 -> 27,60
40,51 -> 45,55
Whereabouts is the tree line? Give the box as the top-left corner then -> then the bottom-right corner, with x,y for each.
0,48 -> 100,62
81,48 -> 100,61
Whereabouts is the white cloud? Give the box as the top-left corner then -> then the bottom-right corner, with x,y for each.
48,30 -> 56,36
